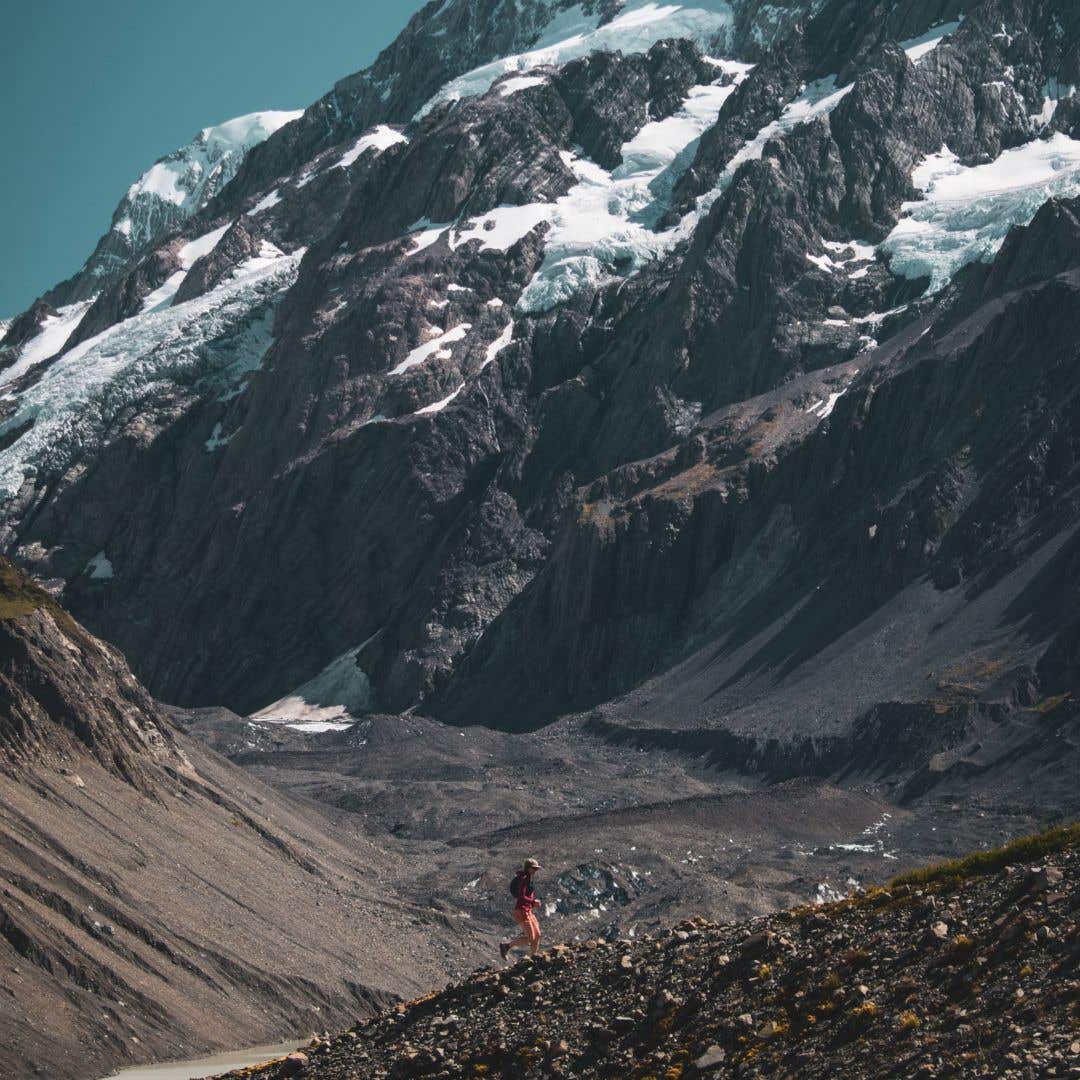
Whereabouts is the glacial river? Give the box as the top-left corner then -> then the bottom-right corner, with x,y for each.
99,1041 -> 304,1080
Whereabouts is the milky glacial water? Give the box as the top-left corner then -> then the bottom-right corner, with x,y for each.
99,1040 -> 305,1080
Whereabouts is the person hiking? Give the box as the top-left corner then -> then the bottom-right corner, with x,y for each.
500,858 -> 542,960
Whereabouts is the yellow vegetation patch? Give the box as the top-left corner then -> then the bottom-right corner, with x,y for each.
0,561 -> 46,620
898,1010 -> 921,1033
890,824 -> 1080,888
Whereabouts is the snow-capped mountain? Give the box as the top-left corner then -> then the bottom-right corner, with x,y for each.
55,109 -> 301,302
1,0 -> 1080,825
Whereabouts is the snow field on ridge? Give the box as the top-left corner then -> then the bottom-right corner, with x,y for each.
124,111 -> 302,208
415,1 -> 737,118
139,223 -> 233,313
0,301 -> 94,395
898,20 -> 963,63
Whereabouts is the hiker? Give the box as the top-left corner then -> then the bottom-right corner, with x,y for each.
500,857 -> 543,959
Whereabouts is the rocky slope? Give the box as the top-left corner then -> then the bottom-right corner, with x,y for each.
218,827 -> 1080,1079
1,1 -> 1079,1071
0,0 -> 1077,1006
0,560 -> 488,1080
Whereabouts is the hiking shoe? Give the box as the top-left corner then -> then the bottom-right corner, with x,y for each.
500,943 -> 510,961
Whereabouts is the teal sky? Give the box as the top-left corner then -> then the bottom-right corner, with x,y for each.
1,0 -> 428,318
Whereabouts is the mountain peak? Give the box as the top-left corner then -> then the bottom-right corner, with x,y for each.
59,108 -> 302,301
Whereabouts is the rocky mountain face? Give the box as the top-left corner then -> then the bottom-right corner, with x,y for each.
1,0 -> 1079,898
223,828 -> 1080,1080
0,558 -> 491,1080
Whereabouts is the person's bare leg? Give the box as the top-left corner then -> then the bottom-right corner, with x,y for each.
502,910 -> 531,957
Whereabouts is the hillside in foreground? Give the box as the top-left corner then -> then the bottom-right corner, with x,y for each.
224,829 -> 1077,1079
0,558 -> 485,1080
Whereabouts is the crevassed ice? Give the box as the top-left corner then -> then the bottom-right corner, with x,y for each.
518,77 -> 742,312
415,1 -> 737,118
0,249 -> 302,500
420,69 -> 848,315
880,133 -> 1080,292
113,110 -> 301,252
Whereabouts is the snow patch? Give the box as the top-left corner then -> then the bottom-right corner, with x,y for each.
0,301 -> 94,394
806,376 -> 856,421
806,252 -> 836,273
498,75 -> 548,97
204,422 -> 234,452
822,239 -> 876,263
389,323 -> 472,376
482,322 -> 515,370
333,125 -> 408,170
180,224 -> 231,268
85,551 -> 114,580
139,223 -> 232,314
709,76 -> 853,196
409,205 -> 553,257
451,204 -> 554,252
249,189 -> 281,215
899,21 -> 962,63
250,646 -> 375,731
408,219 -> 450,255
414,383 -> 466,415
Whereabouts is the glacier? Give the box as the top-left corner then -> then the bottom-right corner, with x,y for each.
881,133 -> 1080,292
0,249 -> 303,500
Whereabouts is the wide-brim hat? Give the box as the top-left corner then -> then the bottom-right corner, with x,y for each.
524,858 -> 542,870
